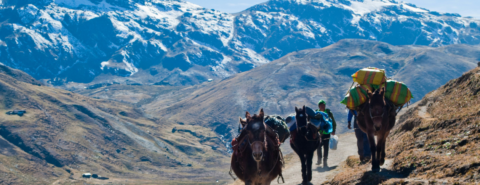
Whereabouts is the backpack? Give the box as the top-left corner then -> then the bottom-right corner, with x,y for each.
309,111 -> 333,134
264,115 -> 290,143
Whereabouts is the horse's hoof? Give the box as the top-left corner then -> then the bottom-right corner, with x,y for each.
380,160 -> 385,166
371,168 -> 380,173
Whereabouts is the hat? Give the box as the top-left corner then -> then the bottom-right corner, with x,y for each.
318,99 -> 326,105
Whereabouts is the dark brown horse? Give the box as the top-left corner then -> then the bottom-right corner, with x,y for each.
231,109 -> 283,185
290,106 -> 320,184
357,87 -> 396,172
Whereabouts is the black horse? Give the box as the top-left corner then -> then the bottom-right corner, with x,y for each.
290,106 -> 320,184
357,87 -> 396,172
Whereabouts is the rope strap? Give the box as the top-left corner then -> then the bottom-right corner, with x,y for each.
277,173 -> 285,184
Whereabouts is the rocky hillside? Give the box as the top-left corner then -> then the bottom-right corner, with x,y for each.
139,39 -> 479,142
0,0 -> 479,86
328,66 -> 480,184
0,63 -> 230,184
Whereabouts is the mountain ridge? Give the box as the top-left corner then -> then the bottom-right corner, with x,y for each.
0,0 -> 479,86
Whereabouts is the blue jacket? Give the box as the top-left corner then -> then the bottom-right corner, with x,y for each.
348,110 -> 357,123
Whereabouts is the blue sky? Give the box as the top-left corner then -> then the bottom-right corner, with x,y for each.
187,0 -> 480,18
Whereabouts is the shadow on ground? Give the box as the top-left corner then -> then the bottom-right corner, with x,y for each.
314,165 -> 338,173
356,168 -> 412,185
296,182 -> 313,185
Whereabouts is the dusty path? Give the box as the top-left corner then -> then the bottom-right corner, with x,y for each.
232,132 -> 358,185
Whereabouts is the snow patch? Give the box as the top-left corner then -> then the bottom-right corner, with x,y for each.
121,50 -> 138,76
11,24 -> 53,50
346,0 -> 396,16
101,61 -> 109,70
402,4 -> 428,13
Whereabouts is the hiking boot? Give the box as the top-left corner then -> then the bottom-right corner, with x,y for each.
359,156 -> 366,163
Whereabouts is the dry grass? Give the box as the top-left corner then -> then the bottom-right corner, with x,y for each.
0,66 -> 231,184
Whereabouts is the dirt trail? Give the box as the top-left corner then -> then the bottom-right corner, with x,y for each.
231,132 -> 358,185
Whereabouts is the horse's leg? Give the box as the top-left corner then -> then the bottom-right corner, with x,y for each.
376,134 -> 384,167
366,130 -> 379,172
378,130 -> 390,166
306,149 -> 314,182
290,143 -> 299,155
299,153 -> 307,184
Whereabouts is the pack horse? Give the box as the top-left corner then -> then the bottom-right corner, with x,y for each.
231,109 -> 283,185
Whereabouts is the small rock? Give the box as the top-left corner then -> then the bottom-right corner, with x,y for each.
140,156 -> 150,162
82,173 -> 92,178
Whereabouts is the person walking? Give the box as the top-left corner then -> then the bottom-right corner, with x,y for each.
348,110 -> 371,162
315,100 -> 336,167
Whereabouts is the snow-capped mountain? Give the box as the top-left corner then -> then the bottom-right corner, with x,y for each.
0,0 -> 479,85
238,0 -> 480,60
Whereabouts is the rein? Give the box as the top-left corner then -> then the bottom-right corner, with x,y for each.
304,128 -> 320,142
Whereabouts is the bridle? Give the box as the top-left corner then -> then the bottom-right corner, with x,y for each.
369,105 -> 387,119
296,113 -> 307,131
296,113 -> 319,142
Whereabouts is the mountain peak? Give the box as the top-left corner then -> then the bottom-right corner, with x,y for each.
0,0 -> 479,87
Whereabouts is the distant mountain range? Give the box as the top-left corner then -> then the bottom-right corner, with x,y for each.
137,39 -> 480,139
0,0 -> 479,85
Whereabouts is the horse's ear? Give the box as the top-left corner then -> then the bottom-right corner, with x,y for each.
259,108 -> 264,118
246,111 -> 251,119
239,117 -> 247,127
295,107 -> 298,112
367,89 -> 373,100
303,105 -> 306,112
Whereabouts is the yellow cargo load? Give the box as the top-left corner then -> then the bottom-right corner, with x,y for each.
341,84 -> 374,110
352,67 -> 386,85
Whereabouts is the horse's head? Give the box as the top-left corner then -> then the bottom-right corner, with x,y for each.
295,106 -> 318,141
368,87 -> 387,131
295,106 -> 308,132
244,109 -> 266,162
